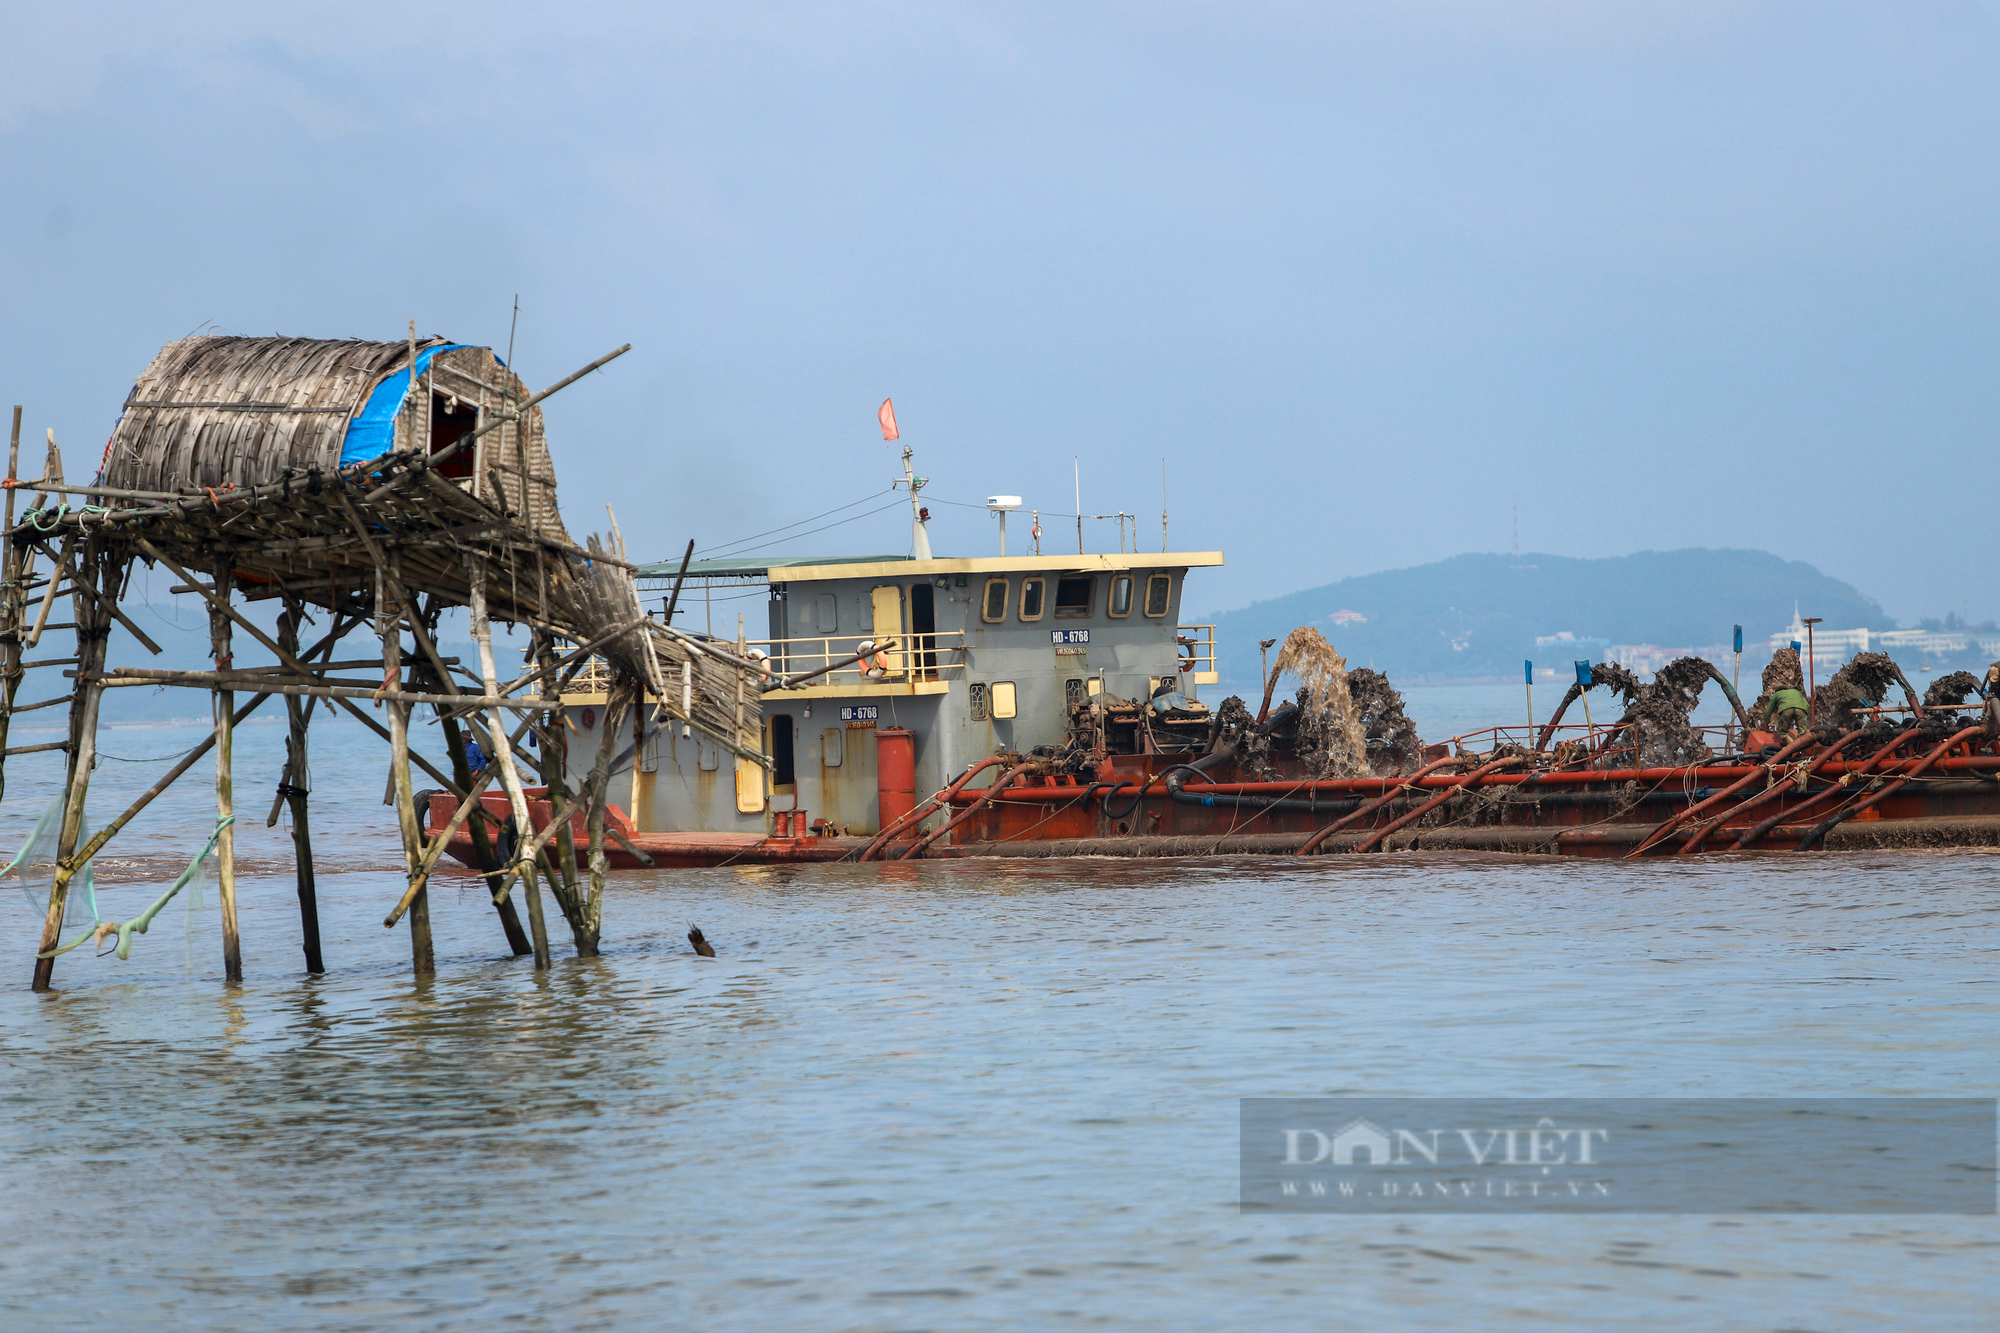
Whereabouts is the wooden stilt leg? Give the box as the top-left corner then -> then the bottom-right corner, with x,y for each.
211,557 -> 241,985
468,561 -> 550,969
439,706 -> 532,955
276,602 -> 324,975
30,549 -> 108,992
529,634 -> 589,953
582,680 -> 632,952
379,569 -> 432,977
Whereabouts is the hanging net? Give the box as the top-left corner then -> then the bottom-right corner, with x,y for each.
2,794 -> 97,935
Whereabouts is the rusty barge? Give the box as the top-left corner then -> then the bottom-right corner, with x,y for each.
432,490 -> 2000,867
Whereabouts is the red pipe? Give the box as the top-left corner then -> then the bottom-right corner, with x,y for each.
972,751 -> 2000,806
856,755 -> 1006,862
1353,756 -> 1524,854
1676,727 -> 1863,856
897,763 -> 1033,860
1296,756 -> 1463,856
1794,726 -> 1984,851
1725,727 -> 1921,851
1623,731 -> 1822,859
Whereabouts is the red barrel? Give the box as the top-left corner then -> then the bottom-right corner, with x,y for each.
875,727 -> 917,837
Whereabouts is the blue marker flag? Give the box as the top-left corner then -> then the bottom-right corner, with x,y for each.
1525,660 -> 1533,684
1733,624 -> 1743,653
1574,660 -> 1593,687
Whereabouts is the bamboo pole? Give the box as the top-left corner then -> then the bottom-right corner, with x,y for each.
100,669 -> 551,710
582,679 -> 631,951
469,560 -> 550,968
376,570 -> 432,976
30,548 -> 108,992
423,631 -> 532,955
0,406 -> 23,803
277,601 -> 324,975
382,706 -> 543,929
211,556 -> 241,984
529,632 -> 586,949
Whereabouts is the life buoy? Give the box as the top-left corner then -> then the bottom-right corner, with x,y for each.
865,648 -> 892,679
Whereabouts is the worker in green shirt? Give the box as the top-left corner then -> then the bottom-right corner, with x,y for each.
1764,686 -> 1810,734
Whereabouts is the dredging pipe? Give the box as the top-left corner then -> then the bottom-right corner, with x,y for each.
1794,725 -> 1984,851
1676,726 -> 1864,856
1352,755 -> 1524,854
1725,727 -> 1921,851
1623,730 -> 1822,858
897,762 -> 1034,860
1296,756 -> 1463,856
855,755 -> 1007,862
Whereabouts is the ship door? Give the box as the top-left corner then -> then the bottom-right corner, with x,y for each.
909,582 -> 937,676
871,585 -> 905,678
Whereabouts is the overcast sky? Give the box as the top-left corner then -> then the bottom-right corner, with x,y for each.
3,2 -> 1996,627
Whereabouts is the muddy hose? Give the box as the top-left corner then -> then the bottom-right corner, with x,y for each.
1675,727 -> 1862,856
897,762 -> 1033,859
1793,725 -> 1983,852
1727,727 -> 1920,851
1623,730 -> 1821,858
855,754 -> 1006,861
1353,755 -> 1523,854
1296,755 -> 1463,856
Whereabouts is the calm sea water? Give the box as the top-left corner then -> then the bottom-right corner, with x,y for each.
0,703 -> 1996,1331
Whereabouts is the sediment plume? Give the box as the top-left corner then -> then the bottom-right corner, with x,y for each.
1268,627 -> 1369,778
1346,668 -> 1420,774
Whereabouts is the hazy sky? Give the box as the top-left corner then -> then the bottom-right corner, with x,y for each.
4,3 -> 1996,627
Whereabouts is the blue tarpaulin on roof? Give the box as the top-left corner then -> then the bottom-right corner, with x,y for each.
337,344 -> 464,466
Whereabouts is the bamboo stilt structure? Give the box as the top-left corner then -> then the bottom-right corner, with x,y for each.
469,561 -> 550,969
276,602 -> 324,975
210,556 -> 242,984
7,333 -> 766,989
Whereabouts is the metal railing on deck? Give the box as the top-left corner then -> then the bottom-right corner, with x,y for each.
1177,624 -> 1217,681
566,630 -> 969,697
756,631 -> 966,688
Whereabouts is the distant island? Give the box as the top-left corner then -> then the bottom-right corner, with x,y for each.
1205,549 -> 1945,689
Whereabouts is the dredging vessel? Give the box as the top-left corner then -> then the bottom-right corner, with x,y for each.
432,463 -> 2000,867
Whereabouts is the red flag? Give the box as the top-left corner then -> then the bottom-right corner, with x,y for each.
878,397 -> 899,441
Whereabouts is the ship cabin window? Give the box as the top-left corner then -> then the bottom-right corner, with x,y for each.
812,593 -> 838,633
1144,573 -> 1172,618
982,578 -> 1009,623
969,682 -> 990,721
1053,576 -> 1093,618
429,391 -> 478,480
1108,575 -> 1134,617
991,681 -> 1018,720
1018,577 -> 1046,621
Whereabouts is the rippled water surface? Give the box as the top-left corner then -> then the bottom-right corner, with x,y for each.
1,717 -> 1996,1330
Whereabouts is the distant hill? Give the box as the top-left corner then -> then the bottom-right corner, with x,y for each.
1208,549 -> 1890,686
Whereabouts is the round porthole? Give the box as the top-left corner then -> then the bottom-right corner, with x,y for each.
581,707 -> 597,728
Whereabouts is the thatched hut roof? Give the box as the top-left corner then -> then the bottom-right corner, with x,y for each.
99,335 -> 566,541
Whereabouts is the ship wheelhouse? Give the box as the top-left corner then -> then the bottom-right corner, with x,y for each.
561,551 -> 1223,838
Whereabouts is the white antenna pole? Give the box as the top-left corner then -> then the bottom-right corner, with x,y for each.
1162,459 -> 1168,552
1074,457 -> 1083,554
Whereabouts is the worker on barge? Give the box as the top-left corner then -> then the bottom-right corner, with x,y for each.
1763,685 -> 1811,735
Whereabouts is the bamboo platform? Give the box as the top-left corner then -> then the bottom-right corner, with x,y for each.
2,332 -> 770,989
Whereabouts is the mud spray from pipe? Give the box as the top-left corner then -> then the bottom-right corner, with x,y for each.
1267,626 -> 1369,778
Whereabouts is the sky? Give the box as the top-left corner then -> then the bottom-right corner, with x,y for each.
3,2 -> 1997,627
